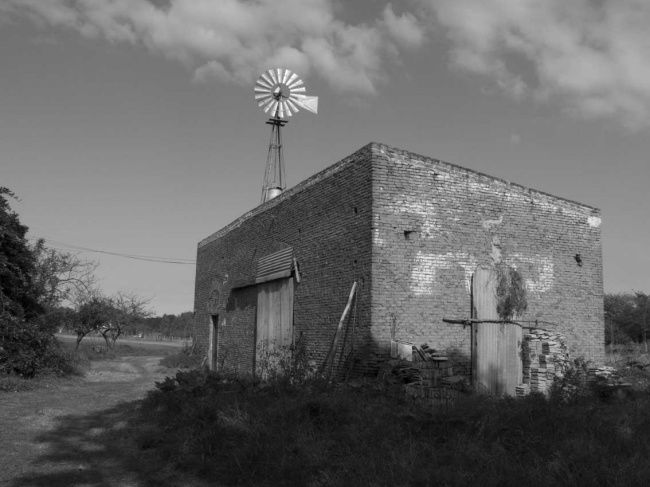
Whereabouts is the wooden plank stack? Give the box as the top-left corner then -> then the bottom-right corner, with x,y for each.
519,328 -> 569,396
414,344 -> 454,387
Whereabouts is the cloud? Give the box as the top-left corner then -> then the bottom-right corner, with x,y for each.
3,0 -> 425,95
420,0 -> 650,128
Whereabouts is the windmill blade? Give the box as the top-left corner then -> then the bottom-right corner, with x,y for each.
256,77 -> 273,89
261,72 -> 274,86
286,71 -> 298,86
254,86 -> 273,94
278,100 -> 285,119
281,69 -> 291,85
271,100 -> 280,116
289,86 -> 306,94
293,95 -> 319,114
287,78 -> 304,89
282,100 -> 293,117
286,98 -> 300,114
276,68 -> 283,85
258,97 -> 274,108
255,93 -> 272,101
268,69 -> 278,84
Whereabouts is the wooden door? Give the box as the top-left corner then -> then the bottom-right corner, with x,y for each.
472,266 -> 521,395
255,277 -> 294,376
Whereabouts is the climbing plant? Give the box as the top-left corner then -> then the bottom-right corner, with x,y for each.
495,264 -> 527,320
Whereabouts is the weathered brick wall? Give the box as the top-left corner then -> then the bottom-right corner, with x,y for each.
194,147 -> 374,375
369,143 -> 604,372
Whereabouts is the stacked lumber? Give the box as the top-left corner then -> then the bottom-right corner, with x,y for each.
520,328 -> 569,396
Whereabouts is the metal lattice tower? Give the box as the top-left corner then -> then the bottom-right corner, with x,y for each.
261,108 -> 287,202
254,68 -> 318,203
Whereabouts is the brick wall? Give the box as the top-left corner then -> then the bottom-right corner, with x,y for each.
369,143 -> 605,371
194,141 -> 605,378
194,147 -> 374,375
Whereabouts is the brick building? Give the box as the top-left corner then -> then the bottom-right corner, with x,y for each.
194,142 -> 604,382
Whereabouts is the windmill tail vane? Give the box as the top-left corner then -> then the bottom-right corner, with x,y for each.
254,68 -> 318,203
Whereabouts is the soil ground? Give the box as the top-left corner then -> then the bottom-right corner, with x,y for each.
0,338 -> 183,487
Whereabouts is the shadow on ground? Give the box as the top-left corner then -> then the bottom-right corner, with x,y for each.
8,400 -> 203,487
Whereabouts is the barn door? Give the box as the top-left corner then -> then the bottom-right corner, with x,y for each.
472,266 -> 522,395
255,277 -> 294,377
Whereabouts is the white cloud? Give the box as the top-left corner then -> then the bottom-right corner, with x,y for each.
422,0 -> 650,129
3,0 -> 425,95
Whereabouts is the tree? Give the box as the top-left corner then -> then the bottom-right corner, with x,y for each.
31,240 -> 98,310
604,292 -> 650,346
75,296 -> 114,349
0,188 -> 55,376
74,292 -> 151,349
0,187 -> 43,320
99,292 -> 151,348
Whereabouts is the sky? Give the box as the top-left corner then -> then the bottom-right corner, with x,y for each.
1,0 -> 649,316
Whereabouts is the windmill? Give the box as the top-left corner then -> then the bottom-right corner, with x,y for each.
254,68 -> 318,203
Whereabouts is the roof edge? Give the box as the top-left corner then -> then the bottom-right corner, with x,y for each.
371,142 -> 600,212
197,142 -> 375,249
198,141 -> 600,249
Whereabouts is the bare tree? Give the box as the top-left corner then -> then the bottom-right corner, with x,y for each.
99,292 -> 152,349
31,240 -> 98,309
75,296 -> 113,349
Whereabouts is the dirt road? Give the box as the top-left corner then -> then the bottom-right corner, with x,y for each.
0,355 -> 174,486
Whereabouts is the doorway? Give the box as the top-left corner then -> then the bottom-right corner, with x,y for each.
255,277 -> 294,377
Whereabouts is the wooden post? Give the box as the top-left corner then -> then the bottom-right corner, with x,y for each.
322,282 -> 358,380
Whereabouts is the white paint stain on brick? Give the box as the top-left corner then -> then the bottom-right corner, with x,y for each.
372,228 -> 385,247
410,251 -> 554,297
410,251 -> 478,295
587,215 -> 601,228
509,254 -> 554,295
482,215 -> 503,230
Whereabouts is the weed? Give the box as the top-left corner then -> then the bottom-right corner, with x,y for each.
136,368 -> 650,486
159,344 -> 202,369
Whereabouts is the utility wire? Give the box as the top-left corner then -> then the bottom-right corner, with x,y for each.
31,237 -> 196,265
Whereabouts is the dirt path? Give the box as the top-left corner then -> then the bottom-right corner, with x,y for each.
0,355 -> 174,486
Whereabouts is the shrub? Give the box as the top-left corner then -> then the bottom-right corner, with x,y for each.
136,373 -> 650,486
159,345 -> 203,369
0,312 -> 84,377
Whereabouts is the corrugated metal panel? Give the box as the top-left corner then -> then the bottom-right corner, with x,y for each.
255,247 -> 294,284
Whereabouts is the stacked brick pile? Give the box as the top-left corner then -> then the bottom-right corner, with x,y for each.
517,328 -> 570,397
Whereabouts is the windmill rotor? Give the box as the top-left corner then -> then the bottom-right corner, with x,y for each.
254,68 -> 319,119
254,68 -> 319,204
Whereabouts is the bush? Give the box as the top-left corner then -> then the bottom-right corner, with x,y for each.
0,312 -> 83,377
136,370 -> 650,486
159,345 -> 203,369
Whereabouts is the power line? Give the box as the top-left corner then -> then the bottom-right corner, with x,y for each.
32,237 -> 196,265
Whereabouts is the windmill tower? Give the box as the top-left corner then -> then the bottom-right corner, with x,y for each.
254,68 -> 318,203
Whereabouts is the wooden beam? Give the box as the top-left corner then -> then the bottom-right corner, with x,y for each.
322,281 -> 358,380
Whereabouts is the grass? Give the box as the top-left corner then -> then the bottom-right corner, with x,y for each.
131,367 -> 650,486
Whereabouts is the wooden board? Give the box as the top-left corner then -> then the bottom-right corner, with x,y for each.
255,277 -> 294,376
472,266 -> 521,395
